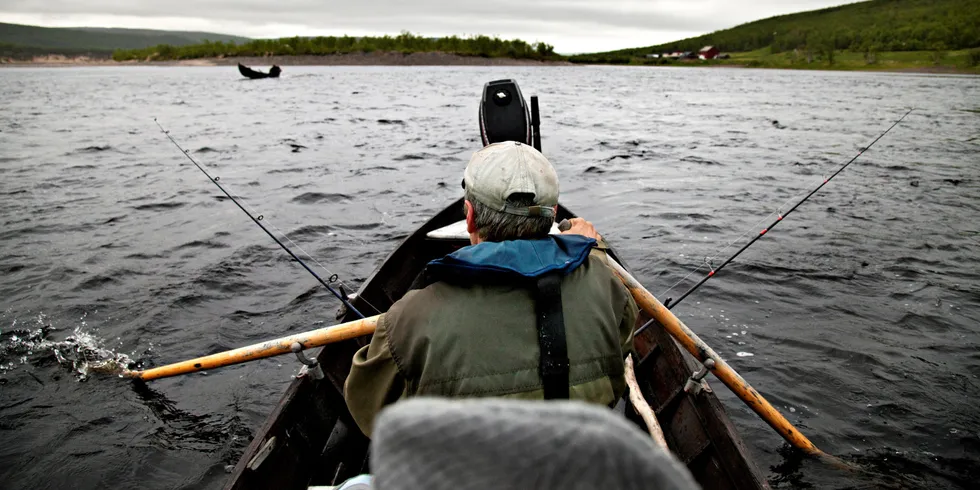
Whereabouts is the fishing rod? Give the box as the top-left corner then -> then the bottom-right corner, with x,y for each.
636,108 -> 913,337
153,119 -> 366,319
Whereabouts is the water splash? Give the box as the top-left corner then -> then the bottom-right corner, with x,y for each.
0,312 -> 135,380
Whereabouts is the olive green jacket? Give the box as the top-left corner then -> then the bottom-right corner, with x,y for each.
344,248 -> 638,437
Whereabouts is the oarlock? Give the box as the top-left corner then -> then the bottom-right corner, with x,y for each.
291,342 -> 324,380
684,358 -> 716,395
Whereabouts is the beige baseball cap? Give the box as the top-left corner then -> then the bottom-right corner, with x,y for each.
463,141 -> 559,218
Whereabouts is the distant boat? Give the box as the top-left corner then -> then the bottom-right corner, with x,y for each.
238,63 -> 281,79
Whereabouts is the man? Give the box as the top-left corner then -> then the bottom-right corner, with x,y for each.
344,141 -> 638,436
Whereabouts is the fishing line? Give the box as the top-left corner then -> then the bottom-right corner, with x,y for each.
244,211 -> 383,316
636,108 -> 914,337
153,119 -> 374,319
657,205 -> 793,300
655,153 -> 860,301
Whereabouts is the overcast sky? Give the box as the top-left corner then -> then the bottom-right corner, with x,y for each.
1,0 -> 857,54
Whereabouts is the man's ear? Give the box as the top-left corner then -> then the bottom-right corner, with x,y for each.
465,200 -> 477,234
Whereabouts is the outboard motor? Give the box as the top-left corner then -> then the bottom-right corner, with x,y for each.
478,79 -> 542,152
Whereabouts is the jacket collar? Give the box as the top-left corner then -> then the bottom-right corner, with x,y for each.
423,235 -> 596,285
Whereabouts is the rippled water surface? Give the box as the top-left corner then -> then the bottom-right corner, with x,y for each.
1,65 -> 978,489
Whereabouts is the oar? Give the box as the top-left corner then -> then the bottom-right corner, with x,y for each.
123,316 -> 378,381
124,240 -> 836,463
598,253 -> 846,465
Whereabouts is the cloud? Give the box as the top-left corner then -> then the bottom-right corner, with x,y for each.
0,0 -> 857,53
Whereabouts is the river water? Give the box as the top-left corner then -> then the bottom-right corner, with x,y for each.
0,65 -> 977,489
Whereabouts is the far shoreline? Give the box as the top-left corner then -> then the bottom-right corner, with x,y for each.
0,51 -> 572,67
2,51 -> 976,76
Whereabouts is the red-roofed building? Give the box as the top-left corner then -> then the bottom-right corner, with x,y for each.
698,46 -> 720,60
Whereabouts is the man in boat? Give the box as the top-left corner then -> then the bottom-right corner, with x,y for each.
345,140 -> 639,436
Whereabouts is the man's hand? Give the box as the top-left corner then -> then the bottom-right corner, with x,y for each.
559,218 -> 602,241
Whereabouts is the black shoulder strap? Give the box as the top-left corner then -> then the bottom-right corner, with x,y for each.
534,273 -> 569,399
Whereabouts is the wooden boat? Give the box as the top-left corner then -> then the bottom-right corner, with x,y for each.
224,79 -> 768,489
224,199 -> 769,489
238,63 -> 281,79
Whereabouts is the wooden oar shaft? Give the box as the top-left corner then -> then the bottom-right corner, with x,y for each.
604,257 -> 828,458
124,240 -> 819,458
125,315 -> 379,381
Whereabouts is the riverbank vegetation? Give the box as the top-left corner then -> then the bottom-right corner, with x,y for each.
573,47 -> 980,73
727,47 -> 980,72
111,32 -> 559,62
6,0 -> 979,74
571,0 -> 979,73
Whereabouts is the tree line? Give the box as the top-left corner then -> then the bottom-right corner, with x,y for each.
588,0 -> 979,59
112,32 -> 559,61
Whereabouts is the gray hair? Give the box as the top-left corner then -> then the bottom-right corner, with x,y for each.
466,192 -> 554,242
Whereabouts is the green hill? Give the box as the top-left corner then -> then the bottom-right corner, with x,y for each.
0,22 -> 250,58
575,0 -> 979,61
